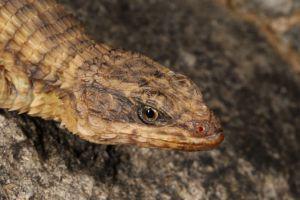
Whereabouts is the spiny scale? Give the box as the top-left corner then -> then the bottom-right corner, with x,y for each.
0,0 -> 107,120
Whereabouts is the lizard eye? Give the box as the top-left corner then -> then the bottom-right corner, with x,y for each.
138,106 -> 159,124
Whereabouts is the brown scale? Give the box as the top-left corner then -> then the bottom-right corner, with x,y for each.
0,0 -> 224,151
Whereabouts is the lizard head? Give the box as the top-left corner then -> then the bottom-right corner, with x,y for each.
70,49 -> 224,151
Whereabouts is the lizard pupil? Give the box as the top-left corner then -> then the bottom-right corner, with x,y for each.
145,108 -> 155,119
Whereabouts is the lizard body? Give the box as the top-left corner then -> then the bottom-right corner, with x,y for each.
0,0 -> 224,151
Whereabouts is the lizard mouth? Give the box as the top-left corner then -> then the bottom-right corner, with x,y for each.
198,129 -> 224,150
161,132 -> 223,151
132,129 -> 224,151
77,120 -> 224,151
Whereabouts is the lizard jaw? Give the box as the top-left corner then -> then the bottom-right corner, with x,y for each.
131,130 -> 224,151
75,120 -> 224,151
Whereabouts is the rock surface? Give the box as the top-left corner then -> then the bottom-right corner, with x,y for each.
226,0 -> 300,73
0,0 -> 299,199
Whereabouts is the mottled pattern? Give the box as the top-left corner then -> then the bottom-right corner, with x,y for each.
0,0 -> 223,151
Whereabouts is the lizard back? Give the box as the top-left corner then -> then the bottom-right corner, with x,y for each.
0,0 -> 107,118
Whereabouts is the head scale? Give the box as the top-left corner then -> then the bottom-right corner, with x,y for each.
70,49 -> 224,151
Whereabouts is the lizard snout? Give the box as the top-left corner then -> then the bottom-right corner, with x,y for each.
191,113 -> 223,138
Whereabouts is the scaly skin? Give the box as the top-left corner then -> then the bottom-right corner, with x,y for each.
0,0 -> 224,151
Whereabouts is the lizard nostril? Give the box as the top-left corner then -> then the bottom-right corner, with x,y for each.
198,126 -> 205,133
197,125 -> 208,137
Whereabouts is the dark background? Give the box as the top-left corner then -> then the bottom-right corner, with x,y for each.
0,0 -> 299,199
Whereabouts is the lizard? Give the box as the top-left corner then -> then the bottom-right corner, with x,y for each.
0,0 -> 224,151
